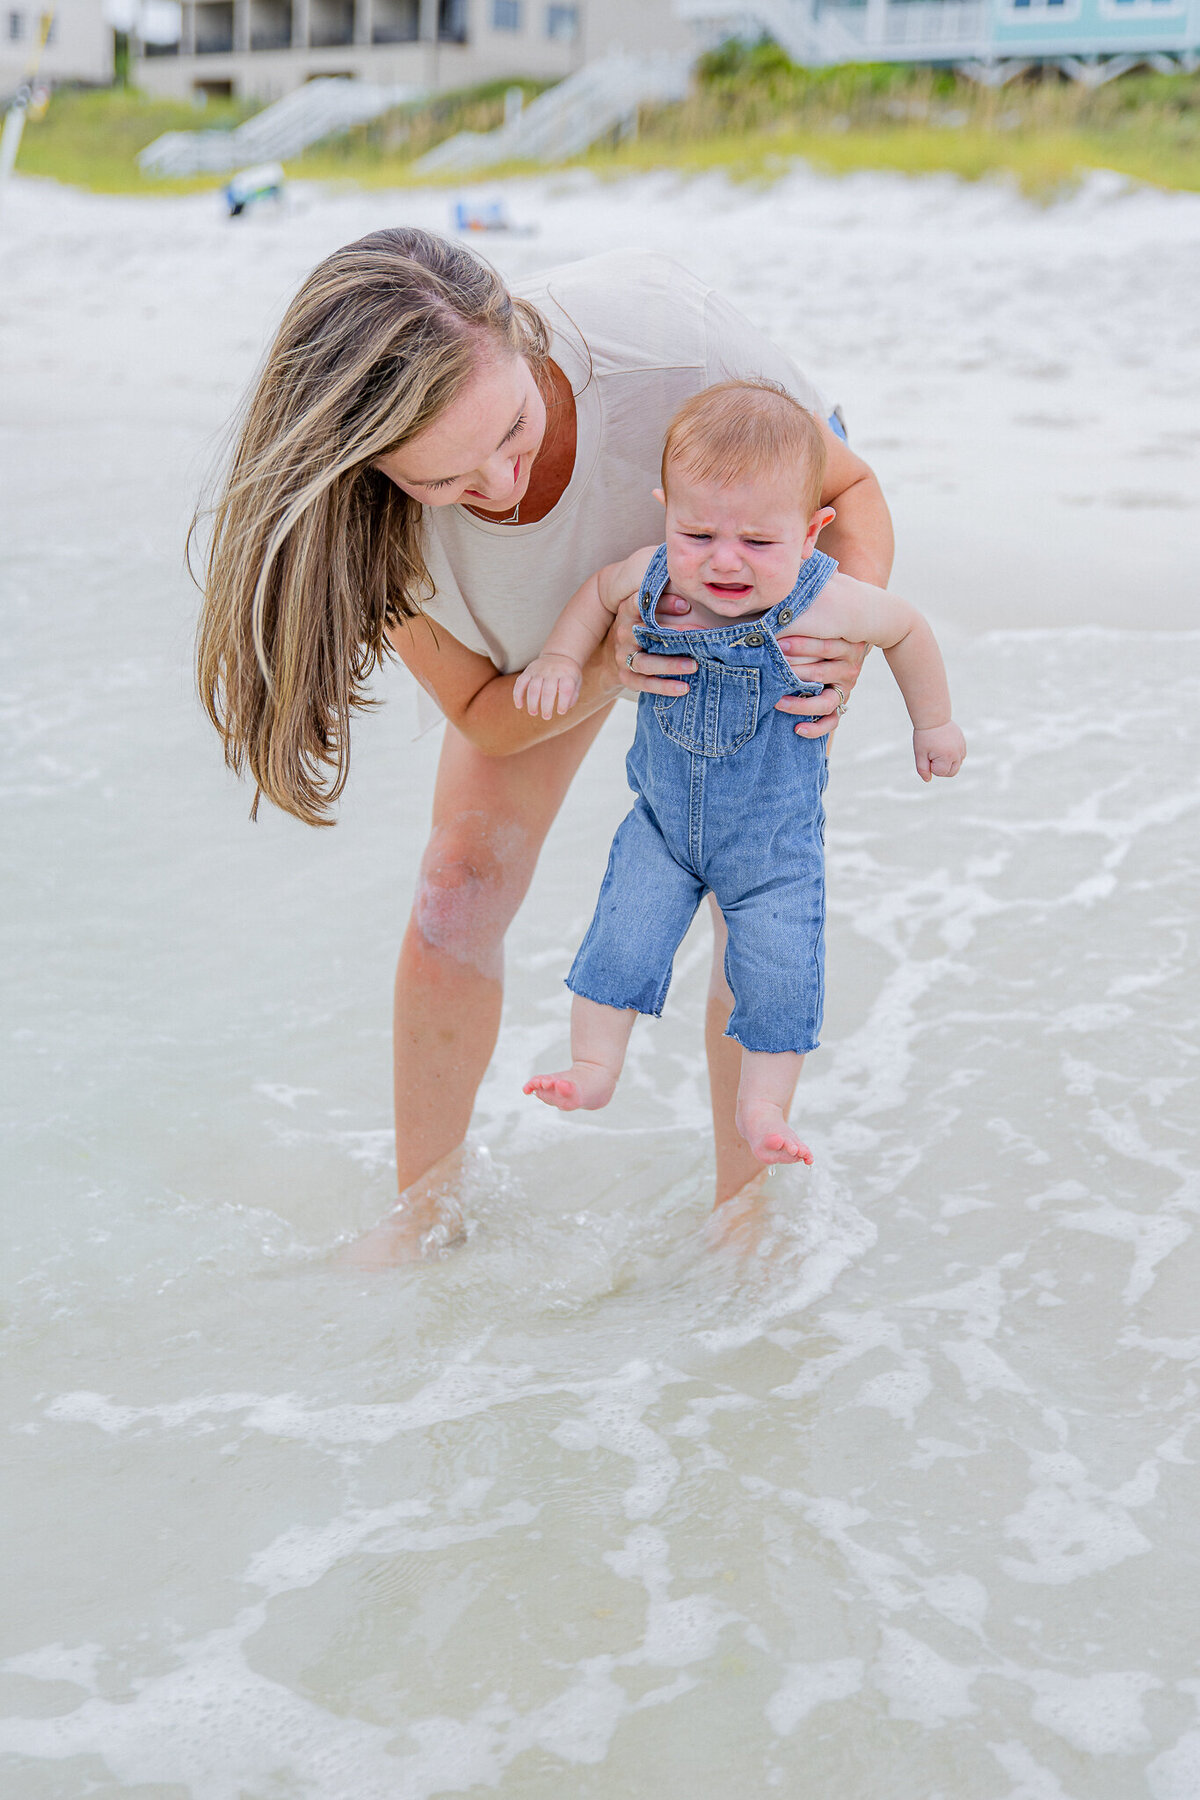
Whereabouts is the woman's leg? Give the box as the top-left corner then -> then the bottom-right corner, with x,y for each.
705,896 -> 805,1207
392,704 -> 615,1208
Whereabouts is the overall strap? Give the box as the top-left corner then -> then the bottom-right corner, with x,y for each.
637,545 -> 672,627
780,547 -> 839,622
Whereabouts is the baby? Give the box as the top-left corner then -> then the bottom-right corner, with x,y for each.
513,380 -> 965,1168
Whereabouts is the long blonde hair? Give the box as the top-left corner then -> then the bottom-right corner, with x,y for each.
195,227 -> 549,826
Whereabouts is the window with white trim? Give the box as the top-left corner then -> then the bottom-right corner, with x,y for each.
492,0 -> 520,28
7,9 -> 24,38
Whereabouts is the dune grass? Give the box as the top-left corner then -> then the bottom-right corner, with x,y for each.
12,47 -> 1200,200
15,86 -> 254,194
575,118 -> 1200,196
616,41 -> 1200,194
286,45 -> 1200,197
11,75 -> 551,195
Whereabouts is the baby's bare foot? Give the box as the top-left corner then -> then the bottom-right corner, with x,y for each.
736,1101 -> 814,1167
523,1062 -> 618,1111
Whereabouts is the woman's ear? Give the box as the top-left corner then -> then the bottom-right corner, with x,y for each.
652,487 -> 666,509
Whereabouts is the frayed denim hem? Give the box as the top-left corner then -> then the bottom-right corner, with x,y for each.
723,1027 -> 821,1056
564,977 -> 666,1021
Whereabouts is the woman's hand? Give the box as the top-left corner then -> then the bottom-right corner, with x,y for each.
611,595 -> 868,739
611,591 -> 695,697
775,634 -> 869,739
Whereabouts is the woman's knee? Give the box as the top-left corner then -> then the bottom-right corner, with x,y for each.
411,810 -> 536,967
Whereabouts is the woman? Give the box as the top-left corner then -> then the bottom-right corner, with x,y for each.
198,228 -> 892,1258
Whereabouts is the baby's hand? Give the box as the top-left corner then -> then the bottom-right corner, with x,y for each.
513,653 -> 583,720
914,722 -> 966,782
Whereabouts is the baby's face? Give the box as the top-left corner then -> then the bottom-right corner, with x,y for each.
661,465 -> 828,620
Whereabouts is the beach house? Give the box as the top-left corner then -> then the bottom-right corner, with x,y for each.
5,0 -> 1195,109
132,0 -> 689,102
676,0 -> 1199,80
1,0 -> 113,94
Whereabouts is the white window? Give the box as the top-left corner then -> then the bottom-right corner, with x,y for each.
7,9 -> 24,38
492,0 -> 520,28
545,2 -> 576,36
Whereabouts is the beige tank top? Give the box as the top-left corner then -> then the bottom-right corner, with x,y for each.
418,249 -> 827,677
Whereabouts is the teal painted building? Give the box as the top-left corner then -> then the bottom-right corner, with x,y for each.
676,0 -> 1200,74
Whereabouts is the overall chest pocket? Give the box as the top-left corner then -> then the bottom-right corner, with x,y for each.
653,664 -> 759,757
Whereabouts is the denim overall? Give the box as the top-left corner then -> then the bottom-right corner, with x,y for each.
567,544 -> 838,1055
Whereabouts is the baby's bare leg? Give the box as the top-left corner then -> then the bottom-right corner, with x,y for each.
524,997 -> 636,1111
735,1050 -> 813,1166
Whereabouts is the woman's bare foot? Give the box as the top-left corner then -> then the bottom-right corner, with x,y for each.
705,1171 -> 772,1252
523,1061 -> 618,1111
735,1100 -> 814,1167
336,1148 -> 467,1268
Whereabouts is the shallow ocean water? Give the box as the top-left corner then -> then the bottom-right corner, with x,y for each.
2,169 -> 1199,1798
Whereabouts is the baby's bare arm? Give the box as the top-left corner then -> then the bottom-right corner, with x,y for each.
807,573 -> 965,779
514,549 -> 656,718
807,575 -> 950,726
538,548 -> 656,669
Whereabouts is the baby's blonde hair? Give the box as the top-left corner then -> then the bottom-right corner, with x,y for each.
662,379 -> 827,516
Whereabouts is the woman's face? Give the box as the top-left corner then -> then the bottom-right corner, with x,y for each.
375,351 -> 547,514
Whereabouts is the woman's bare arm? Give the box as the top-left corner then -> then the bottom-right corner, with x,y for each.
812,420 -> 895,587
772,420 -> 893,729
389,614 -> 624,757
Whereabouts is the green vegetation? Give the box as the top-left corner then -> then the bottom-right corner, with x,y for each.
15,85 -> 254,193
11,46 -> 1200,199
620,37 -> 1200,194
286,42 -> 1200,196
296,74 -> 552,176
